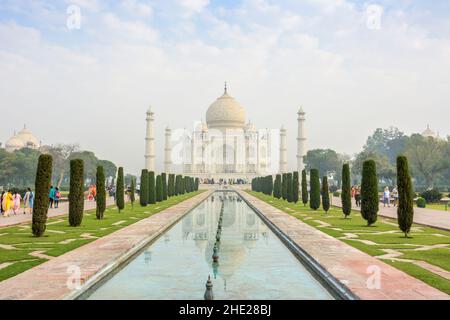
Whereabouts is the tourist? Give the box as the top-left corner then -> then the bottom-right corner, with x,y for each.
23,188 -> 33,214
392,186 -> 398,207
2,190 -> 13,217
351,186 -> 356,199
12,192 -> 21,215
383,186 -> 391,207
49,186 -> 55,208
0,191 -> 4,215
355,186 -> 361,207
54,187 -> 61,208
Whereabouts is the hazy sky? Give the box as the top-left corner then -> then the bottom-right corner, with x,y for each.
1,0 -> 449,175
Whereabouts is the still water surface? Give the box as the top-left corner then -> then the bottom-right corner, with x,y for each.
86,192 -> 333,300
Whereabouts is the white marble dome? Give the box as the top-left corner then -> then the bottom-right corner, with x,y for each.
422,125 -> 437,139
206,89 -> 246,129
5,135 -> 25,152
16,127 -> 39,148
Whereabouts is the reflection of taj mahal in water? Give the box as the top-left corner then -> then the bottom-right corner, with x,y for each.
144,84 -> 308,180
181,192 -> 269,283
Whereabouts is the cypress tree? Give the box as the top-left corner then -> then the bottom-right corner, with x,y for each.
181,176 -> 186,194
341,163 -> 351,218
148,171 -> 156,204
156,175 -> 163,202
282,173 -> 288,200
273,174 -> 282,199
96,165 -> 106,220
286,173 -> 293,203
116,167 -> 125,213
397,156 -> 414,237
301,169 -> 308,206
322,176 -> 330,214
32,154 -> 53,237
361,160 -> 378,226
140,169 -> 149,207
175,175 -> 181,196
69,159 -> 84,226
293,171 -> 299,204
162,172 -> 168,200
168,174 -> 175,197
130,178 -> 136,208
309,169 -> 321,210
195,177 -> 200,191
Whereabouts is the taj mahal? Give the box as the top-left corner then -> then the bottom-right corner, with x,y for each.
143,84 -> 308,180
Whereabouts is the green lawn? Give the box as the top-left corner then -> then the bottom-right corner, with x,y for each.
248,191 -> 450,295
418,203 -> 449,212
0,191 -> 203,282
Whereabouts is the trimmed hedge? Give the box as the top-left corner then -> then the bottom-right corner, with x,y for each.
293,171 -> 299,204
301,169 -> 308,206
96,165 -> 106,219
397,156 -> 414,237
116,167 -> 125,212
140,169 -> 149,206
322,176 -> 330,213
32,154 -> 53,237
148,171 -> 156,204
162,172 -> 168,200
309,169 -> 321,210
341,163 -> 351,218
156,175 -> 163,202
361,160 -> 378,226
69,159 -> 84,227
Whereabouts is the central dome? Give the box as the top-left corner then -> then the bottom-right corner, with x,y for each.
206,88 -> 246,129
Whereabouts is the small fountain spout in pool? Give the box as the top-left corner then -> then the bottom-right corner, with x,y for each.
204,275 -> 214,300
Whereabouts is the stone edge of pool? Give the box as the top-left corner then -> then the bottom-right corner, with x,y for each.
237,190 -> 450,300
0,190 -> 213,300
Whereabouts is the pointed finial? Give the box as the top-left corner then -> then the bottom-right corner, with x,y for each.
224,81 -> 228,94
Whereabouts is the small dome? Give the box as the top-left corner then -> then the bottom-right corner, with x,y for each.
17,126 -> 39,148
5,135 -> 25,152
206,88 -> 246,129
422,125 -> 437,139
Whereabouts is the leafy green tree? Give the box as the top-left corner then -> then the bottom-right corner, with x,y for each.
116,167 -> 125,213
309,169 -> 321,210
162,173 -> 168,200
341,163 -> 351,218
405,134 -> 449,189
273,174 -> 282,199
69,159 -> 84,227
156,175 -> 163,202
140,169 -> 149,206
32,154 -> 53,237
361,160 -> 378,226
301,169 -> 308,206
303,149 -> 345,185
96,165 -> 106,220
397,156 -> 414,237
293,172 -> 299,203
364,127 -> 408,164
352,150 -> 395,185
322,176 -> 330,213
97,159 -> 117,181
148,171 -> 156,204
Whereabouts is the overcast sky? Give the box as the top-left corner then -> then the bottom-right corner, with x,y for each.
1,0 -> 449,175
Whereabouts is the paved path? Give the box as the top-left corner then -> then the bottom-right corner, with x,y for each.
0,191 -> 212,300
0,198 -> 115,228
331,197 -> 450,231
238,190 -> 449,300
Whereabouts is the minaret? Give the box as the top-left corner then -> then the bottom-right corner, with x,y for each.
145,107 -> 155,171
164,126 -> 172,173
279,126 -> 287,173
297,107 -> 307,173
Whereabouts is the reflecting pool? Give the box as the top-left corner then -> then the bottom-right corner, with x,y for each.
86,192 -> 333,300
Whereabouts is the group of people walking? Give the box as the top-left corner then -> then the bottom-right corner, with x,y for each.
1,188 -> 34,217
351,186 -> 361,207
383,186 -> 398,207
48,186 -> 61,209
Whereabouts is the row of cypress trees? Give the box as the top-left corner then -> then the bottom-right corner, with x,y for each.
139,172 -> 199,208
32,155 -> 110,237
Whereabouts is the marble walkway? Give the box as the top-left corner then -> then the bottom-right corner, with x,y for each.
238,190 -> 449,300
0,190 -> 212,300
